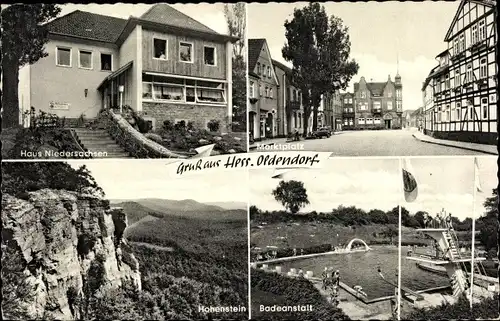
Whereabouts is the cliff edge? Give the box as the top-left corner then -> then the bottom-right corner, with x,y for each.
1,189 -> 141,320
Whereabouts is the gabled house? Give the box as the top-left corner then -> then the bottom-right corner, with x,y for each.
272,59 -> 304,136
19,4 -> 238,131
247,38 -> 279,140
423,0 -> 497,145
340,92 -> 355,130
353,74 -> 403,130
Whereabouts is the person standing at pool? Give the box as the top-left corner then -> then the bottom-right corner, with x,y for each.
298,269 -> 304,278
293,248 -> 297,256
446,213 -> 453,229
322,267 -> 329,289
300,248 -> 304,256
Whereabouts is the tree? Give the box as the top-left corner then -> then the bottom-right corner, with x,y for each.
477,188 -> 498,251
224,3 -> 247,130
414,211 -> 428,228
282,2 -> 359,135
1,4 -> 61,128
249,205 -> 260,219
272,180 -> 309,214
382,227 -> 398,245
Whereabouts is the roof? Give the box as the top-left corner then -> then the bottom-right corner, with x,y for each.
421,66 -> 439,90
97,61 -> 133,90
139,4 -> 220,36
46,4 -> 235,45
46,10 -> 128,43
444,0 -> 496,41
272,59 -> 293,75
354,81 -> 388,96
248,39 -> 266,72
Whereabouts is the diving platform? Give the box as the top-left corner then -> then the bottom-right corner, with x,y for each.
407,255 -> 486,265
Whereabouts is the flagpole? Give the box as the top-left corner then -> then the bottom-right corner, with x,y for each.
397,158 -> 403,321
470,159 -> 477,308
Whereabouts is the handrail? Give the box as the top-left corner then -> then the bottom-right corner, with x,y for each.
68,129 -> 90,157
106,110 -> 189,159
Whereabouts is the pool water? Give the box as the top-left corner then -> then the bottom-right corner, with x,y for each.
269,246 -> 450,299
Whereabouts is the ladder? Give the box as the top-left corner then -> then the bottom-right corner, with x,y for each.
443,227 -> 472,295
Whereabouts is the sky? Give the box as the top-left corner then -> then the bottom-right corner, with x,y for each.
248,1 -> 461,111
249,157 -> 489,221
475,156 -> 498,218
56,3 -> 230,35
68,160 -> 249,203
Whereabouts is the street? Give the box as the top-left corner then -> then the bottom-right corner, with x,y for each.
258,130 -> 490,156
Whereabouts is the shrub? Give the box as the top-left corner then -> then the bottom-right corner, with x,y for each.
143,133 -> 163,144
187,121 -> 195,130
174,120 -> 186,131
162,120 -> 174,131
207,119 -> 220,132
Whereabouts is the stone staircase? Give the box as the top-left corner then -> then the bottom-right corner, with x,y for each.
73,128 -> 132,158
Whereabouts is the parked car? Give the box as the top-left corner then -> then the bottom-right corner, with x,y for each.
313,127 -> 332,138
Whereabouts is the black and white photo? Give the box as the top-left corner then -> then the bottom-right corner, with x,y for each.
2,3 -> 247,159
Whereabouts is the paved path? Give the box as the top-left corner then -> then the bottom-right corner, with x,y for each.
250,129 -> 495,156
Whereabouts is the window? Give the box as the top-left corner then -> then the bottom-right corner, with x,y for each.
153,38 -> 167,59
204,46 -> 216,66
479,19 -> 486,41
265,87 -> 269,97
78,50 -> 92,69
466,64 -> 473,83
472,24 -> 478,44
396,101 -> 402,110
358,118 -> 365,125
344,119 -> 348,125
259,85 -> 263,96
387,91 -> 392,98
481,98 -> 488,119
479,58 -> 487,79
360,91 -> 366,98
249,81 -> 254,98
454,68 -> 460,87
366,118 -> 373,124
142,75 -> 226,104
396,89 -> 402,98
445,74 -> 450,89
374,118 -> 381,124
179,42 -> 193,63
456,103 -> 461,120
454,37 -> 460,55
459,34 -> 465,52
268,66 -> 271,78
373,101 -> 381,110
100,53 -> 112,71
56,47 -> 71,67
344,98 -> 348,104
269,88 -> 273,98
257,63 -> 261,74
349,119 -> 354,126
387,101 -> 393,110
348,98 -> 353,104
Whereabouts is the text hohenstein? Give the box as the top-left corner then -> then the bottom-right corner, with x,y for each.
197,305 -> 247,313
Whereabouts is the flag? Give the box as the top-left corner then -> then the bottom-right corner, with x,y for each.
192,144 -> 215,158
474,157 -> 483,193
402,158 -> 418,202
272,168 -> 291,179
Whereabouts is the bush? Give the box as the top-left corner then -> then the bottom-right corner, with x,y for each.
207,119 -> 220,132
143,133 -> 163,144
252,269 -> 350,320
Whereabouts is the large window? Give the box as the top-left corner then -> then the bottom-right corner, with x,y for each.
101,53 -> 112,71
79,50 -> 92,69
472,24 -> 478,44
249,81 -> 254,98
445,74 -> 450,89
142,75 -> 226,104
267,66 -> 271,78
481,98 -> 488,119
479,58 -> 487,79
396,89 -> 402,98
373,101 -> 381,110
387,101 -> 393,110
179,42 -> 193,63
456,102 -> 461,120
454,68 -> 460,87
454,37 -> 460,55
459,34 -> 465,52
466,64 -> 473,83
269,88 -> 273,98
204,46 -> 216,66
358,118 -> 365,125
153,38 -> 167,59
56,47 -> 71,67
479,19 -> 486,41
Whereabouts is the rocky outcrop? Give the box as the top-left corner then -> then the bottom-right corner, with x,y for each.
1,189 -> 141,320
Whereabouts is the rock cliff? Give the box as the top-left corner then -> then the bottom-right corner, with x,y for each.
1,189 -> 141,320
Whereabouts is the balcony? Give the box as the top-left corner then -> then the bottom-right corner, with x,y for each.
287,101 -> 301,111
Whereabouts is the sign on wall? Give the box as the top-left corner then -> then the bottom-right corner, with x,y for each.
49,102 -> 70,110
